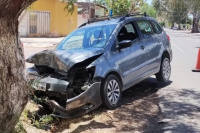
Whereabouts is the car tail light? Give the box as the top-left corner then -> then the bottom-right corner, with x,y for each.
167,35 -> 170,42
21,43 -> 23,47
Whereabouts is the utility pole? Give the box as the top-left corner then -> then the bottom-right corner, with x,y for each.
88,0 -> 91,19
109,0 -> 114,16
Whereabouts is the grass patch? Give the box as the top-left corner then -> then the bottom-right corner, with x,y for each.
14,122 -> 27,133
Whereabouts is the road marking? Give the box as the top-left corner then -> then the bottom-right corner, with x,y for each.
171,42 -> 185,54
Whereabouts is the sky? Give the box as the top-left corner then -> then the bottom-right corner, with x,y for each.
146,0 -> 152,5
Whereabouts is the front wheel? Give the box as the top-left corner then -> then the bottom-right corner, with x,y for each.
156,57 -> 171,83
101,74 -> 122,109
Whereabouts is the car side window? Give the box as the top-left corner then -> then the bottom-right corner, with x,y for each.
136,20 -> 154,37
117,23 -> 138,42
150,21 -> 163,34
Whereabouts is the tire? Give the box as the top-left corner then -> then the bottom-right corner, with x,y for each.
156,57 -> 171,83
101,74 -> 122,109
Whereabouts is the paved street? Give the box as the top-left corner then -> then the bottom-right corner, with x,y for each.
23,29 -> 200,132
157,29 -> 200,132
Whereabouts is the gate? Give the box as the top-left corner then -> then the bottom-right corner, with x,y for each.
28,11 -> 50,35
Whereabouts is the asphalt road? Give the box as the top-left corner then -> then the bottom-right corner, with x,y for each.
23,29 -> 200,132
167,29 -> 200,89
157,29 -> 200,133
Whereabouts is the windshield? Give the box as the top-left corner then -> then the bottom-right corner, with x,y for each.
56,24 -> 116,50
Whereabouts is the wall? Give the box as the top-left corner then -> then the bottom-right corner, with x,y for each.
77,14 -> 88,28
19,13 -> 28,36
95,6 -> 105,17
29,0 -> 77,36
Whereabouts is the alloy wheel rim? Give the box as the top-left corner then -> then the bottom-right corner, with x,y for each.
163,59 -> 171,80
107,79 -> 120,105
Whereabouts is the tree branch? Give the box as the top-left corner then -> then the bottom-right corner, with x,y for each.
0,0 -> 36,20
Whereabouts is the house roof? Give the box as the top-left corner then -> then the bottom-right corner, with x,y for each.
76,2 -> 107,14
95,4 -> 107,10
77,2 -> 94,14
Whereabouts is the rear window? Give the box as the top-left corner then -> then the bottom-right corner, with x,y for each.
150,21 -> 163,34
136,20 -> 154,36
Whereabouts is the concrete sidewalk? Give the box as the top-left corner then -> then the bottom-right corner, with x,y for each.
21,37 -> 64,48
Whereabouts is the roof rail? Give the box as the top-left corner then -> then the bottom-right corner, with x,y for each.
78,12 -> 148,28
78,16 -> 109,28
119,12 -> 148,22
88,16 -> 110,23
78,14 -> 125,28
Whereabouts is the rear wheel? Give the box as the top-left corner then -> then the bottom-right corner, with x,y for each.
101,74 -> 122,109
156,57 -> 171,83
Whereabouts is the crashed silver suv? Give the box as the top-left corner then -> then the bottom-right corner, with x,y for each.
26,14 -> 172,117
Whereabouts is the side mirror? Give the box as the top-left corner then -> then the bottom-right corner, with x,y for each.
117,40 -> 132,50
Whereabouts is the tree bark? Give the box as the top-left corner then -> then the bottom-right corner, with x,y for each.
192,15 -> 200,33
178,23 -> 181,30
0,18 -> 28,133
170,22 -> 174,29
0,0 -> 36,132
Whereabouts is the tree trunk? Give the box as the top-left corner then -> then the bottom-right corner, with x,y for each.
0,0 -> 36,132
178,23 -> 181,30
192,16 -> 200,33
0,18 -> 28,133
171,22 -> 174,29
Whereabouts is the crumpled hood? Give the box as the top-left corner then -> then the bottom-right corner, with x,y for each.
26,48 -> 104,72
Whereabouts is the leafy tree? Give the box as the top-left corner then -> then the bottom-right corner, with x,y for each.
64,0 -> 77,15
129,0 -> 146,13
186,17 -> 193,25
140,3 -> 157,18
184,0 -> 200,33
0,0 -> 75,132
105,0 -> 131,14
152,0 -> 170,25
170,0 -> 188,30
153,0 -> 188,29
153,0 -> 200,32
105,0 -> 146,15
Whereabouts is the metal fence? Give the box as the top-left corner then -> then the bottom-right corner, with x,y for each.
28,11 -> 50,35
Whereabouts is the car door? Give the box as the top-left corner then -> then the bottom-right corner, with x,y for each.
136,20 -> 160,75
114,23 -> 148,89
149,20 -> 165,73
109,24 -> 133,88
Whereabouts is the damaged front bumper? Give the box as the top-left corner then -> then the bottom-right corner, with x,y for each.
27,68 -> 102,118
48,82 -> 101,118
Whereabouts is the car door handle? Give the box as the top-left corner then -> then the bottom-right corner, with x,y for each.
141,46 -> 145,50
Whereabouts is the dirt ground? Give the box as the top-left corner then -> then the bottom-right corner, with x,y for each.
19,78 -> 167,133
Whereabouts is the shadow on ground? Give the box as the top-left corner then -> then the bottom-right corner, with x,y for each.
50,78 -> 172,133
157,88 -> 200,133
